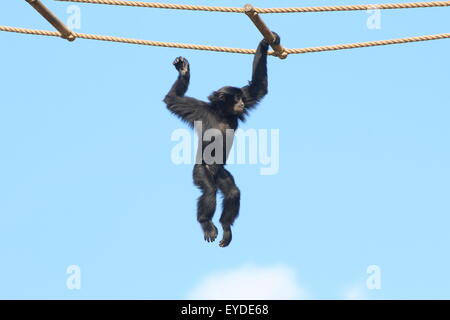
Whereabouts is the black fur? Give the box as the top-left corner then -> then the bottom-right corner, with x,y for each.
163,34 -> 278,247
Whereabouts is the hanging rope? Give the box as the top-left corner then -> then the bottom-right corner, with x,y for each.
55,0 -> 450,13
287,33 -> 450,54
1,1 -> 448,57
1,26 -> 448,55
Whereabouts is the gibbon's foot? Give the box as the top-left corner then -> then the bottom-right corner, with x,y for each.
173,56 -> 189,75
219,227 -> 232,247
201,221 -> 218,242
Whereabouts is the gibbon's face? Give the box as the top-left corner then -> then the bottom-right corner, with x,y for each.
210,86 -> 246,115
231,95 -> 245,115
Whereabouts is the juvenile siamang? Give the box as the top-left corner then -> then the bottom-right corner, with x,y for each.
163,33 -> 279,247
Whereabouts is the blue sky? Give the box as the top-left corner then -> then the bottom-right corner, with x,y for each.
0,0 -> 449,299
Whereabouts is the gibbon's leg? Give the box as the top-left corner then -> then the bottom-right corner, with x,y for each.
193,164 -> 218,242
216,167 -> 241,247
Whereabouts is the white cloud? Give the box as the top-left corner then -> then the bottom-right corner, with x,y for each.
187,264 -> 307,300
342,284 -> 368,300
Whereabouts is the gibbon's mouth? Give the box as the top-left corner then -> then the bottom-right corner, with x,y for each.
235,102 -> 245,113
236,106 -> 245,114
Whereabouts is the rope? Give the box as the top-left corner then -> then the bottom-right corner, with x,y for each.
54,0 -> 450,13
0,26 -> 255,54
1,26 -> 449,55
285,33 -> 450,54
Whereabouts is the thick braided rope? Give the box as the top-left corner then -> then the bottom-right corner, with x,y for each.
56,0 -> 243,12
75,32 -> 256,53
0,26 -> 448,55
54,0 -> 450,13
0,26 -> 255,54
286,33 -> 450,54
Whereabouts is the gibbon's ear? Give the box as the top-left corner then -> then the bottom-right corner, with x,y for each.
208,91 -> 226,104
